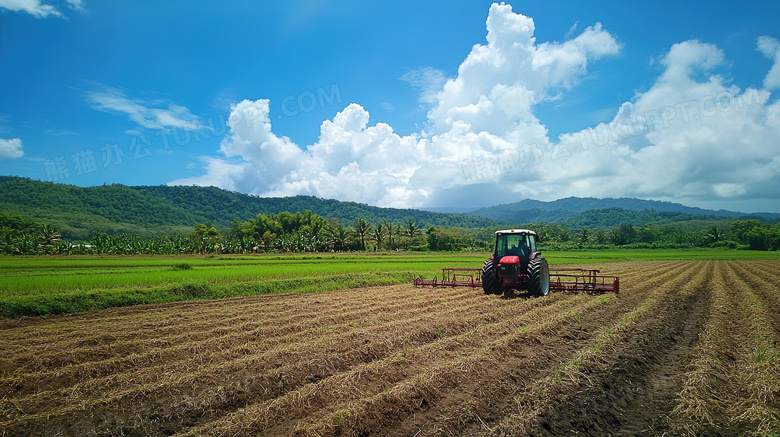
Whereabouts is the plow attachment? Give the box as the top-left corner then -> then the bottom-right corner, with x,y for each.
414,268 -> 483,288
549,268 -> 619,294
414,267 -> 619,295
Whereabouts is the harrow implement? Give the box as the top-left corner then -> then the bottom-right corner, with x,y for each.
414,267 -> 619,295
414,268 -> 483,288
549,268 -> 619,294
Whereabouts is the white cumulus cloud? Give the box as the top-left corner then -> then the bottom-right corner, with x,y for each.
172,2 -> 780,212
172,100 -> 428,207
557,39 -> 779,205
427,4 -> 619,135
758,36 -> 780,91
0,137 -> 24,160
173,3 -> 619,208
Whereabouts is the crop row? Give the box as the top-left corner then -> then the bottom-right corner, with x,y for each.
669,261 -> 779,435
0,260 -> 664,435
1,260 -> 777,435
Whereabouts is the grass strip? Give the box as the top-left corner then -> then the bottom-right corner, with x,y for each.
0,271 -> 414,319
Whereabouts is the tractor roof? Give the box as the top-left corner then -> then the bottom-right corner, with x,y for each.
495,229 -> 537,236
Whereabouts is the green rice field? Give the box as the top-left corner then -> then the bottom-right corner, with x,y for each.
1,249 -> 778,319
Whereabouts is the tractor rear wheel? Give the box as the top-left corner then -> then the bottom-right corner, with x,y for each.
527,257 -> 550,297
481,258 -> 503,295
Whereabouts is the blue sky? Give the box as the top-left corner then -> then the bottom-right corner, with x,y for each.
1,1 -> 779,213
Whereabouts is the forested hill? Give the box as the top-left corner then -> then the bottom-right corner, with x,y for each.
132,185 -> 496,228
0,176 -> 496,239
467,196 -> 779,223
3,176 -> 777,241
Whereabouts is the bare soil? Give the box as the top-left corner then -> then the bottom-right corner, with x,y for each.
0,260 -> 777,436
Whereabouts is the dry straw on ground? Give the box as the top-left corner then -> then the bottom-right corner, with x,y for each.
1,260 -> 777,436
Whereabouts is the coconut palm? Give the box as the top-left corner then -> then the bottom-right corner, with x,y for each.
352,218 -> 372,251
370,225 -> 383,251
330,226 -> 349,251
406,220 -> 418,249
382,220 -> 394,249
40,224 -> 61,245
393,223 -> 404,250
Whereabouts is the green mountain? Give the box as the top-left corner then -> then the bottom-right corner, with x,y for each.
560,208 -> 737,231
0,176 -> 496,239
467,196 -> 779,224
3,176 -> 776,241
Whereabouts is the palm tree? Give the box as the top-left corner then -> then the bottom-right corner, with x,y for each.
371,226 -> 384,251
406,220 -> 418,249
382,220 -> 393,249
352,218 -> 372,251
578,229 -> 590,244
40,224 -> 61,245
330,226 -> 349,251
706,225 -> 723,244
393,223 -> 404,250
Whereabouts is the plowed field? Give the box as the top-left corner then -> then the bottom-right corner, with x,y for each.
1,260 -> 778,436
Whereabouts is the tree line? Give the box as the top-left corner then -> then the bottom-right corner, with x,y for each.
1,210 -> 481,255
2,210 -> 778,255
531,220 -> 780,250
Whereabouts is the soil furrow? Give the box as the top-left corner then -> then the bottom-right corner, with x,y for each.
3,259 -> 770,437
180,294 -> 604,436
191,260 -> 695,436
0,283 -> 470,349
0,289 -> 574,433
0,285 -> 478,378
480,260 -> 709,436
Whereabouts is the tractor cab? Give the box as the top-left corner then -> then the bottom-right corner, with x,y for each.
494,229 -> 538,261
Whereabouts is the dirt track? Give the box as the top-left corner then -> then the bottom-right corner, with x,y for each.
1,260 -> 778,436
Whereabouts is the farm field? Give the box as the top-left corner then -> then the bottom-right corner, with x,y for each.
1,259 -> 778,435
0,253 -> 486,318
2,249 -> 778,319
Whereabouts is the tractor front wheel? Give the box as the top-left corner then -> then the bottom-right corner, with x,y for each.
527,257 -> 550,297
481,258 -> 503,295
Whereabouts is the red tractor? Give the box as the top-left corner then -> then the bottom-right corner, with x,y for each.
414,228 -> 619,296
481,229 -> 549,296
